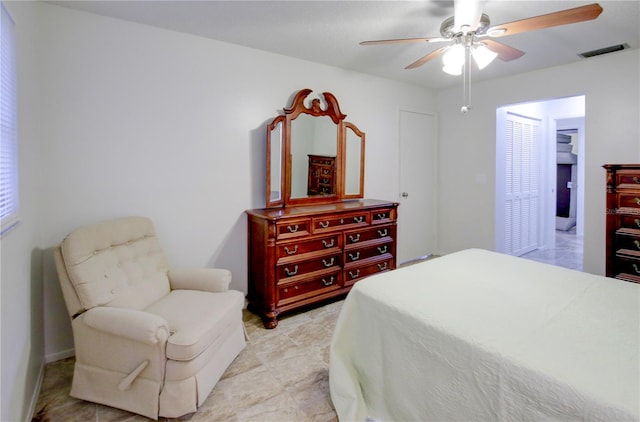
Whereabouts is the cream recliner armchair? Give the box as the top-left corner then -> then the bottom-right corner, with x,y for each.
53,216 -> 246,419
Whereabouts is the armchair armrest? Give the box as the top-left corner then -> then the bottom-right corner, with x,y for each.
83,307 -> 170,345
168,268 -> 231,293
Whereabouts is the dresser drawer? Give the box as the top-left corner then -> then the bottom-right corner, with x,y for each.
615,228 -> 640,254
617,193 -> 640,211
277,253 -> 342,281
371,208 -> 396,225
344,258 -> 393,287
276,234 -> 342,262
276,218 -> 311,240
615,170 -> 640,189
277,271 -> 342,306
344,241 -> 393,264
619,215 -> 640,230
312,211 -> 369,233
344,224 -> 394,247
613,253 -> 640,282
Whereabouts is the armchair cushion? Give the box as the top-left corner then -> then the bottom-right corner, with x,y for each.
83,307 -> 170,345
168,268 -> 231,293
145,289 -> 245,361
61,217 -> 170,310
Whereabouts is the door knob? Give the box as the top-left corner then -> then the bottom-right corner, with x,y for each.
401,192 -> 409,198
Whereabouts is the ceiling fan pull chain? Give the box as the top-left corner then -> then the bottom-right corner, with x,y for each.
462,42 -> 472,114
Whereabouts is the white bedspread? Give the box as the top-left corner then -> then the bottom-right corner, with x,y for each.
329,249 -> 640,421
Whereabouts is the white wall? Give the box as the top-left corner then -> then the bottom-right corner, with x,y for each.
1,2 -> 44,421
23,0 -> 436,393
437,48 -> 640,275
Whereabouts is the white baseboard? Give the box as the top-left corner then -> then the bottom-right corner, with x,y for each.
44,348 -> 74,363
26,359 -> 45,422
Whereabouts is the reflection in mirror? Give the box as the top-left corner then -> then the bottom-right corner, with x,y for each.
290,114 -> 338,199
268,121 -> 282,202
344,123 -> 364,197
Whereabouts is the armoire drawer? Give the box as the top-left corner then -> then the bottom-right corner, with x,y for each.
276,234 -> 342,262
277,271 -> 342,306
617,193 -> 640,211
613,254 -> 640,282
615,229 -> 640,254
619,215 -> 640,230
615,171 -> 640,189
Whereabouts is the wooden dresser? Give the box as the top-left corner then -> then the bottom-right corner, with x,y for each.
307,155 -> 336,195
604,164 -> 640,283
246,199 -> 398,327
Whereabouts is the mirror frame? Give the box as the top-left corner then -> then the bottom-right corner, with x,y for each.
265,89 -> 365,208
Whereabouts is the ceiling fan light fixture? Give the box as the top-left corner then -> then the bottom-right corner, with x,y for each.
472,43 -> 498,69
442,44 -> 465,75
443,63 -> 464,75
443,44 -> 465,65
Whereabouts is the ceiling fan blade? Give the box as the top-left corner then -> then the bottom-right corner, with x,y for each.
482,39 -> 525,61
487,3 -> 603,37
405,46 -> 448,69
360,37 -> 448,46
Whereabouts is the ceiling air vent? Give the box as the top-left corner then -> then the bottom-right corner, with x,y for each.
578,43 -> 630,58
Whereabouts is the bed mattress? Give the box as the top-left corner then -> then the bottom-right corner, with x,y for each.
329,249 -> 639,421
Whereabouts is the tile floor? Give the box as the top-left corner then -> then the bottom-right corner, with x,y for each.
34,301 -> 343,422
521,228 -> 584,271
33,235 -> 583,422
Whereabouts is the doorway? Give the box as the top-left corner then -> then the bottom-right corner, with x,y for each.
495,96 -> 585,270
397,109 -> 437,264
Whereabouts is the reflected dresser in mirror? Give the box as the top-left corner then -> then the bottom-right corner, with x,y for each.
246,89 -> 398,328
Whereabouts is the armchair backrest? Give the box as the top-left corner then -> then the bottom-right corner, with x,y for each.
55,216 -> 171,316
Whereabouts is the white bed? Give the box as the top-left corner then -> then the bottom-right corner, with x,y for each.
329,249 -> 639,421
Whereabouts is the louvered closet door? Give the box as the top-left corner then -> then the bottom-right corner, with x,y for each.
504,113 -> 540,256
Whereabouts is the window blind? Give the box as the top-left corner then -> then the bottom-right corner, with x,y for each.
1,2 -> 19,236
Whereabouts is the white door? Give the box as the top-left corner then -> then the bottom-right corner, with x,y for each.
503,112 -> 541,256
398,110 -> 437,263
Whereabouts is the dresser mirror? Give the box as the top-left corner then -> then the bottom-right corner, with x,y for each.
265,89 -> 365,208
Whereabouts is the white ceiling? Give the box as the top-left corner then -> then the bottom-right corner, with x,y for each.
48,0 -> 640,89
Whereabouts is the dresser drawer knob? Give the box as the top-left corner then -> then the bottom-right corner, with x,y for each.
353,216 -> 364,223
319,221 -> 330,228
348,270 -> 360,279
322,238 -> 335,248
635,219 -> 640,228
349,233 -> 361,243
322,257 -> 335,268
633,264 -> 640,274
634,177 -> 640,184
376,213 -> 387,219
284,245 -> 298,255
377,262 -> 388,271
348,252 -> 360,261
377,229 -> 388,237
634,240 -> 640,250
284,265 -> 298,276
287,225 -> 299,233
283,285 -> 300,293
377,245 -> 388,254
635,198 -> 640,206
322,276 -> 335,286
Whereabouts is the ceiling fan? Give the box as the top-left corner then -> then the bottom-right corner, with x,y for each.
361,1 -> 603,73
